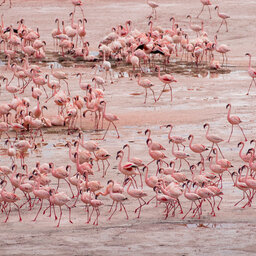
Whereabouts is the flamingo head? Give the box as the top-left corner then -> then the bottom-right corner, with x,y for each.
203,123 -> 209,129
237,142 -> 243,148
123,144 -> 128,149
226,103 -> 231,109
144,129 -> 150,135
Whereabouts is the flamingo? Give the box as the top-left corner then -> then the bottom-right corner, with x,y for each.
203,123 -> 224,158
146,0 -> 159,20
188,134 -> 208,164
169,139 -> 190,169
100,101 -> 120,140
245,53 -> 256,95
105,180 -> 128,220
161,124 -> 186,150
182,181 -> 201,219
187,15 -> 203,37
226,104 -> 247,142
215,6 -> 230,33
155,65 -> 177,102
124,177 -> 147,218
0,180 -> 21,223
145,129 -> 166,151
214,35 -> 230,66
135,73 -> 156,103
197,0 -> 212,19
50,64 -> 70,95
48,189 -> 73,227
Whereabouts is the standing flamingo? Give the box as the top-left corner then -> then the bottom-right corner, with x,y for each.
245,53 -> 256,95
135,73 -> 156,103
203,123 -> 224,158
48,189 -> 73,227
215,6 -> 230,33
105,180 -> 129,220
214,35 -> 230,66
188,134 -> 208,164
155,65 -> 177,102
146,0 -> 159,20
197,0 -> 212,19
100,101 -> 120,140
0,180 -> 21,222
226,104 -> 247,142
124,177 -> 147,218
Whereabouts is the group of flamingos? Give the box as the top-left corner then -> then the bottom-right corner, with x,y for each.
0,0 -> 255,227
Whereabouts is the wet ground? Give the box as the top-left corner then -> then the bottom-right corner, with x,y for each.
0,0 -> 256,256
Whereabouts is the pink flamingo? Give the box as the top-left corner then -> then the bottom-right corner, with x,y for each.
87,190 -> 103,226
155,65 -> 177,102
146,0 -> 159,20
105,180 -> 129,220
146,138 -> 168,171
162,124 -> 186,150
145,129 -> 166,151
124,177 -> 147,218
50,64 -> 70,95
29,174 -> 51,221
123,144 -> 144,167
116,150 -> 141,188
72,0 -> 85,17
135,73 -> 156,103
187,15 -> 204,37
50,163 -> 74,198
238,142 -> 251,163
169,138 -> 190,169
203,123 -> 224,158
0,180 -> 21,222
214,35 -> 230,66
226,104 -> 247,142
197,0 -> 212,19
245,53 -> 256,95
94,148 -> 111,177
182,181 -> 201,219
215,6 -> 230,33
188,134 -> 208,164
48,189 -> 73,227
100,101 -> 120,140
231,171 -> 251,208
0,0 -> 12,8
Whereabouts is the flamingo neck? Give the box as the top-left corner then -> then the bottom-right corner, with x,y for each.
189,135 -> 194,148
167,126 -> 173,140
248,55 -> 251,68
205,125 -> 210,138
227,106 -> 231,119
239,143 -> 244,158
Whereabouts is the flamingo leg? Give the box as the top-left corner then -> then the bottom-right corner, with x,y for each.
101,122 -> 111,140
227,125 -> 233,142
197,5 -> 205,19
33,199 -> 43,222
238,124 -> 247,142
225,20 -> 228,32
156,84 -> 167,101
246,79 -> 254,95
149,88 -> 156,102
108,201 -> 118,220
217,20 -> 224,33
182,201 -> 194,219
121,202 -> 129,220
57,206 -> 62,227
